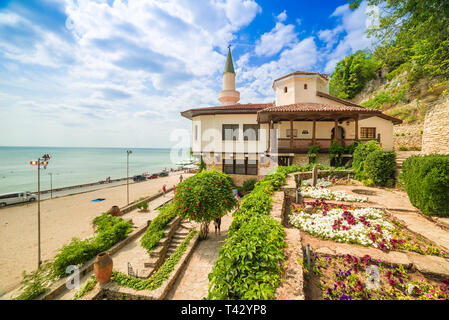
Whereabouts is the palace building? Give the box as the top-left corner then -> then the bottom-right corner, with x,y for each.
181,47 -> 401,178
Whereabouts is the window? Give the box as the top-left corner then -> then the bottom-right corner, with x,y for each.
286,129 -> 298,138
222,158 -> 258,175
284,86 -> 288,93
222,124 -> 239,141
304,84 -> 308,90
243,124 -> 259,141
360,127 -> 376,139
302,130 -> 309,135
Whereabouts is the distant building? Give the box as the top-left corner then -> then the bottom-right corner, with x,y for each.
181,47 -> 402,177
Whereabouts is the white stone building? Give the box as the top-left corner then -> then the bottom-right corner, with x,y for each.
181,48 -> 402,177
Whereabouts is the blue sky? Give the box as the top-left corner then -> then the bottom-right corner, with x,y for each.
0,0 -> 377,148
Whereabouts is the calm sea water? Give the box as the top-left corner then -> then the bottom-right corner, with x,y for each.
0,146 -> 189,194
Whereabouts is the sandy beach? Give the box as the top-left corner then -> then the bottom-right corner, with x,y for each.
0,172 -> 189,297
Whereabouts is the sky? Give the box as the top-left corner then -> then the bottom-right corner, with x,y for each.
0,0 -> 379,149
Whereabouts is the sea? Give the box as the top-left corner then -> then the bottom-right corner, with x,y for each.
0,146 -> 190,194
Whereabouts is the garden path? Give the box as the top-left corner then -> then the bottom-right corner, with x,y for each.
53,191 -> 174,300
165,212 -> 233,300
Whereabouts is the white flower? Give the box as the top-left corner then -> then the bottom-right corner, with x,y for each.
299,187 -> 368,202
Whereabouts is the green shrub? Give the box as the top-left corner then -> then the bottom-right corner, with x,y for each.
343,140 -> 360,155
364,150 -> 397,187
329,139 -> 344,167
136,199 -> 149,211
401,155 -> 449,217
52,214 -> 132,277
242,178 -> 257,193
140,203 -> 177,252
352,140 -> 382,180
207,170 -> 288,300
208,214 -> 285,300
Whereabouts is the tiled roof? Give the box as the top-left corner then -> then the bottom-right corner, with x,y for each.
316,91 -> 362,107
258,102 -> 378,114
180,103 -> 273,119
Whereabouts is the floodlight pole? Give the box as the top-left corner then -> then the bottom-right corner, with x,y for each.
37,158 -> 41,267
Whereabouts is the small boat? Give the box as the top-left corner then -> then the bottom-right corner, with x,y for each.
175,159 -> 194,166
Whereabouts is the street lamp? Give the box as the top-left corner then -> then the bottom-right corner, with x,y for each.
126,150 -> 132,205
30,153 -> 51,268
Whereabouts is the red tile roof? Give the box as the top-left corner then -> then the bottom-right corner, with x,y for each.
258,102 -> 378,114
180,103 -> 273,119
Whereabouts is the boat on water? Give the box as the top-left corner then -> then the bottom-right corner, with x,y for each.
175,159 -> 194,166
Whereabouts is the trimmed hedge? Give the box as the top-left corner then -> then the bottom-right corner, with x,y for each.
401,155 -> 449,217
207,171 -> 286,300
140,203 -> 177,252
364,150 -> 397,187
352,140 -> 382,180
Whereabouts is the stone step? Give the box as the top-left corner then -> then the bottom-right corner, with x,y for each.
150,245 -> 164,258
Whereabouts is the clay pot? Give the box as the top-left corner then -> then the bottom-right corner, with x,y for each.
109,206 -> 120,217
94,252 -> 113,285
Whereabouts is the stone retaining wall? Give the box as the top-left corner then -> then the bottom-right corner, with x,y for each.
422,95 -> 449,155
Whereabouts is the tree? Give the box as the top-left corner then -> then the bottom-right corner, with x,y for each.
329,50 -> 379,99
173,170 -> 237,239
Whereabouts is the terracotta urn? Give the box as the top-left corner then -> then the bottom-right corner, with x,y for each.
109,205 -> 120,217
94,252 -> 113,285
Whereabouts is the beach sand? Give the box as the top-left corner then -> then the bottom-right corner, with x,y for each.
0,173 -> 189,297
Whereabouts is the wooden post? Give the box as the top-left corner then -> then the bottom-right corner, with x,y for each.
355,114 -> 359,140
334,118 -> 338,143
290,118 -> 294,149
267,119 -> 272,153
312,165 -> 318,187
312,118 -> 316,145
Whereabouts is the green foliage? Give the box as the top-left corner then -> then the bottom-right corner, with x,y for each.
352,140 -> 382,180
329,50 -> 379,99
360,88 -> 406,110
307,145 -> 320,163
112,230 -> 196,291
52,214 -> 132,278
364,150 -> 397,187
329,139 -> 344,167
350,0 -> 449,85
207,170 -> 287,300
174,170 -> 237,223
73,275 -> 97,300
135,198 -> 149,211
208,214 -> 285,300
14,263 -> 52,300
242,178 -> 257,193
401,155 -> 449,217
198,156 -> 206,172
343,140 -> 360,155
140,203 -> 177,252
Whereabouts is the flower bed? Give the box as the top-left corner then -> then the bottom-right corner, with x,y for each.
305,253 -> 449,300
300,186 -> 368,202
290,200 -> 449,257
301,177 -> 353,188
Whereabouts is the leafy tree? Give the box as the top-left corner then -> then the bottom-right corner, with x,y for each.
329,50 -> 379,99
349,0 -> 449,81
173,170 -> 237,239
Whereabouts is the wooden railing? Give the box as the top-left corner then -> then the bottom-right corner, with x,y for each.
274,137 -> 379,153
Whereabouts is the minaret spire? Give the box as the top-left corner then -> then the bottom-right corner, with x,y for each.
218,45 -> 240,105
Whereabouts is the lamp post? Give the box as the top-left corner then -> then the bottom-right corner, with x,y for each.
126,150 -> 132,205
30,154 -> 51,268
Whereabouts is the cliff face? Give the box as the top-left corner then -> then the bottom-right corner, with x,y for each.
351,72 -> 449,152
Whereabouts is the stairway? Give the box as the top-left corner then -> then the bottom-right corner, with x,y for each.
395,151 -> 420,177
165,222 -> 194,258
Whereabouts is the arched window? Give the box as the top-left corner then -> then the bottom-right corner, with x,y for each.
304,84 -> 308,90
284,87 -> 288,93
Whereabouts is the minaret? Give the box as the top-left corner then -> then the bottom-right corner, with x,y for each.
218,46 -> 240,105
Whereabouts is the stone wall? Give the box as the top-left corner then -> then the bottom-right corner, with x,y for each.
422,95 -> 449,155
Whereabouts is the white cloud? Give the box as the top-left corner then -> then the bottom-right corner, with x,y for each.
255,22 -> 298,57
0,0 -> 262,148
318,2 -> 376,73
277,10 -> 287,22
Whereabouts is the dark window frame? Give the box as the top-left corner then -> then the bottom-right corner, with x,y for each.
243,124 -> 260,141
360,127 -> 376,139
222,124 -> 239,141
222,158 -> 258,175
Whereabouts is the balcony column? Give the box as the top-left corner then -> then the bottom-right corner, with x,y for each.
290,118 -> 294,149
334,118 -> 339,143
267,118 -> 272,153
355,114 -> 359,140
